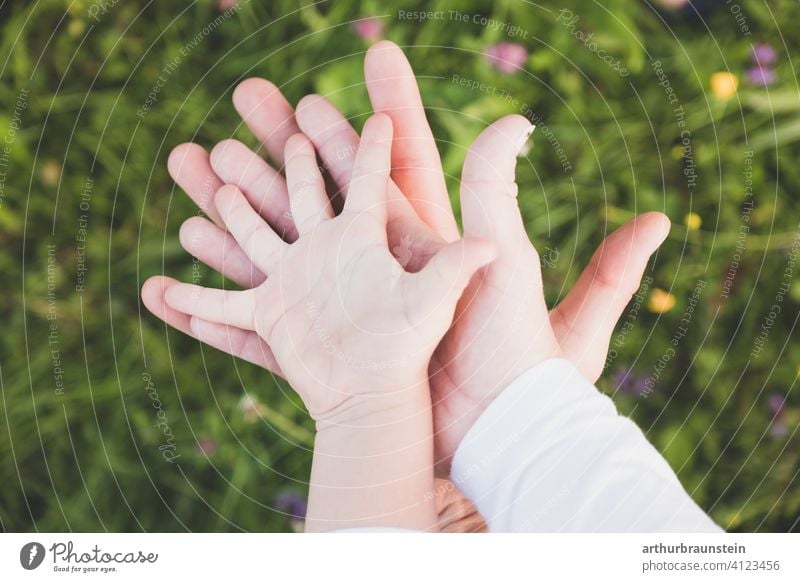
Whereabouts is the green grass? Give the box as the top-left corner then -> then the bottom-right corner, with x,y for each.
1,0 -> 799,532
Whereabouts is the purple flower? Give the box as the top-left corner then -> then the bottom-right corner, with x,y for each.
613,368 -> 649,397
275,490 -> 307,520
747,44 -> 778,87
768,393 -> 788,440
746,66 -> 776,86
768,393 -> 785,416
353,17 -> 384,41
485,42 -> 528,74
751,44 -> 777,67
770,419 -> 789,440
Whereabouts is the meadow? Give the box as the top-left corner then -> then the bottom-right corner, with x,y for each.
1,0 -> 798,532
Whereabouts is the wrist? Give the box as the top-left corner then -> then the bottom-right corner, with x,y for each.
315,383 -> 431,434
313,370 -> 431,431
306,382 -> 438,532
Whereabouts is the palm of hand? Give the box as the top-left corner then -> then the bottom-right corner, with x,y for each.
161,117 -> 497,425
258,214 -> 436,419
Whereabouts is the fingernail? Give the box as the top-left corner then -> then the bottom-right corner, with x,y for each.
516,124 -> 536,156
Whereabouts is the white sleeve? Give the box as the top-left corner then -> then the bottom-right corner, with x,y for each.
450,358 -> 721,532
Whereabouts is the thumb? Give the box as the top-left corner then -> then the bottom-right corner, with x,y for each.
460,114 -> 534,250
551,212 -> 672,381
407,238 -> 496,316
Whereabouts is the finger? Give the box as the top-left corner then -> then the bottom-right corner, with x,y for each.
438,504 -> 487,533
551,212 -> 671,382
296,94 -> 442,270
408,238 -> 496,320
295,93 -> 419,209
179,216 -> 266,289
209,139 -> 297,241
284,133 -> 332,235
142,276 -> 196,337
214,184 -> 286,275
295,94 -> 360,192
444,513 -> 489,533
189,317 -> 281,373
168,143 -> 225,226
365,40 -> 459,241
143,277 -> 279,372
344,113 -> 392,220
232,78 -> 300,167
460,114 -> 535,251
164,282 -> 258,330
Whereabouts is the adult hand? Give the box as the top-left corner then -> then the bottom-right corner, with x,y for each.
142,41 -> 670,469
429,114 -> 670,467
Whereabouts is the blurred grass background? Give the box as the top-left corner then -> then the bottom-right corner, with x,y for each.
1,0 -> 799,532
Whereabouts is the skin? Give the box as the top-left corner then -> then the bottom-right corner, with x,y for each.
434,478 -> 488,533
161,116 -> 495,530
142,41 -> 670,530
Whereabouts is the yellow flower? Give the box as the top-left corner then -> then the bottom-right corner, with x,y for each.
710,72 -> 738,99
40,160 -> 61,186
68,19 -> 86,37
726,512 -> 742,529
648,288 -> 676,313
684,212 -> 702,230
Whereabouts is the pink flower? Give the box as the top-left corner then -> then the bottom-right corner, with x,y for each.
217,0 -> 238,10
768,393 -> 785,415
485,42 -> 528,74
751,44 -> 777,68
196,438 -> 218,456
768,393 -> 788,440
654,0 -> 689,8
747,66 -> 776,86
353,17 -> 384,41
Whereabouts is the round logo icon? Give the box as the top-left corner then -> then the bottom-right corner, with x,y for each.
20,542 -> 46,570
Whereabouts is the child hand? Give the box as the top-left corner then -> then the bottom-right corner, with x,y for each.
159,114 -> 495,425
